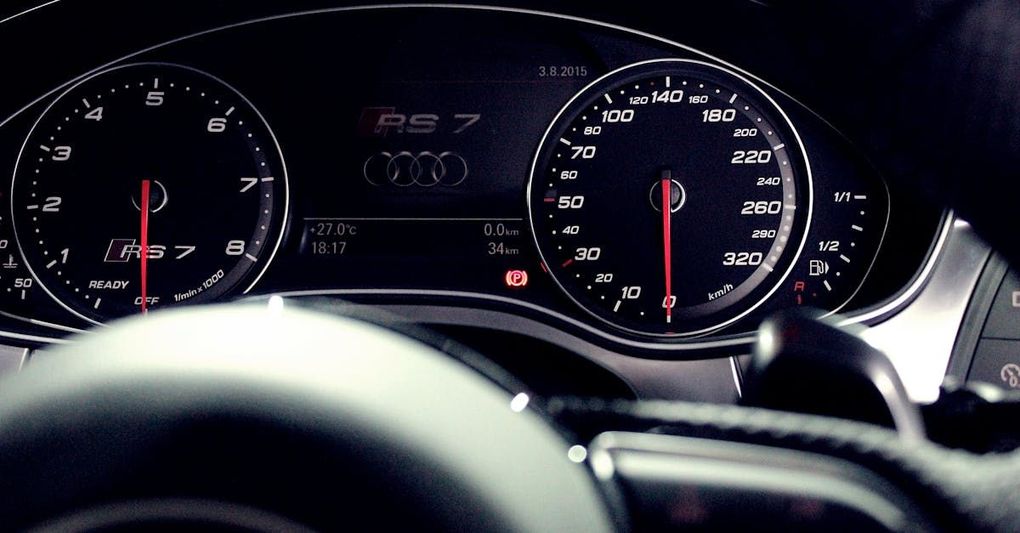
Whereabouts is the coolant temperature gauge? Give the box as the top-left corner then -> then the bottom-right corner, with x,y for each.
0,209 -> 49,323
787,187 -> 888,312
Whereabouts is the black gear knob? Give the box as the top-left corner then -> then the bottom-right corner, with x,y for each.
743,309 -> 926,442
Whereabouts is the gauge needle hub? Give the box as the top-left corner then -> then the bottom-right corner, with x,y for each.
140,179 -> 151,314
661,170 -> 673,325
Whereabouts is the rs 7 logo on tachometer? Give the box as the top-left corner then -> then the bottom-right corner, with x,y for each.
104,240 -> 196,262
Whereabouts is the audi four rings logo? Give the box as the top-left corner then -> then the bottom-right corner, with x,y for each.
362,151 -> 469,187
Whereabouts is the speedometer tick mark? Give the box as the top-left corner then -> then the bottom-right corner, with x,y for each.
604,93 -> 613,104
559,138 -> 572,146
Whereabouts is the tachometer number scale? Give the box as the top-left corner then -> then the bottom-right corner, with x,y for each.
11,63 -> 288,324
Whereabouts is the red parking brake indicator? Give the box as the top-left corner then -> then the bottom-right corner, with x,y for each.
505,269 -> 529,288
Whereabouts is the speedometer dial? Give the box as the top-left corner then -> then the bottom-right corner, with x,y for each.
528,59 -> 811,338
11,63 -> 288,324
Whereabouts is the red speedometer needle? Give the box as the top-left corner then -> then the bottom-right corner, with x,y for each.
139,179 -> 151,314
660,171 -> 673,325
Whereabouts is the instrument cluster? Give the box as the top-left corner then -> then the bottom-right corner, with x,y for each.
0,6 -> 945,358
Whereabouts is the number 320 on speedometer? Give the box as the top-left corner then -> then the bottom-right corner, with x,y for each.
528,59 -> 812,338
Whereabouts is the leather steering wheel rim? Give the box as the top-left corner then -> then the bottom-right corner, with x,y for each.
0,303 -> 614,532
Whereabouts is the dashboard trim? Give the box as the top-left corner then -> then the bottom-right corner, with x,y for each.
0,0 -> 61,26
843,212 -> 953,326
857,218 -> 990,403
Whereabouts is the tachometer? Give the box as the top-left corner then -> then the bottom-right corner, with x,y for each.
11,63 -> 288,324
528,59 -> 811,337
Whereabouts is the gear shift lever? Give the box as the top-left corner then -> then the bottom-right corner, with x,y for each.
743,309 -> 926,442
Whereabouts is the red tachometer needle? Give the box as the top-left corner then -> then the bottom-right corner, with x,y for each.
139,179 -> 151,314
660,171 -> 673,325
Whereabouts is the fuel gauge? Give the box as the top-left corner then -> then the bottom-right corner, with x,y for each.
787,183 -> 888,312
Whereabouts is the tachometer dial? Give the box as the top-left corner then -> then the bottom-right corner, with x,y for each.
528,59 -> 811,337
11,63 -> 288,324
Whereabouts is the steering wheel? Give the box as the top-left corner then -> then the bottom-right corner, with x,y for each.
4,2 -> 1020,531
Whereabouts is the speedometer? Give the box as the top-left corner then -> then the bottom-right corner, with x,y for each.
528,59 -> 811,338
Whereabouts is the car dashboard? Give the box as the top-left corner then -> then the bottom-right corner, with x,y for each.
0,2 -> 983,405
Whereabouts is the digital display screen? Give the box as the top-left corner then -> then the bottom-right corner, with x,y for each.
267,15 -> 601,297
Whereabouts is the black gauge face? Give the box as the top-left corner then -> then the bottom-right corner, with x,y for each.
11,63 -> 288,323
529,59 -> 811,337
